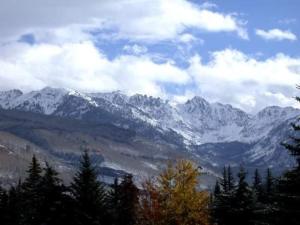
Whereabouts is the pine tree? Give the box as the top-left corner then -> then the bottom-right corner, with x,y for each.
220,167 -> 228,193
71,150 -> 108,225
212,166 -> 236,225
0,185 -> 8,224
251,169 -> 268,225
39,163 -> 71,225
275,90 -> 300,225
21,155 -> 43,225
252,169 -> 263,202
265,168 -> 274,199
107,178 -> 121,225
214,180 -> 221,196
227,166 -> 235,192
7,180 -> 23,225
233,166 -> 254,225
115,174 -> 139,225
211,180 -> 224,225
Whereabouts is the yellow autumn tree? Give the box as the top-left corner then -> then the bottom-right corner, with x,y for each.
139,160 -> 210,225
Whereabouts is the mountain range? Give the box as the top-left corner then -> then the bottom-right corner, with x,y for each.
0,87 -> 299,186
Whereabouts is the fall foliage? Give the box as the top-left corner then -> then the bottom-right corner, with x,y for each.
139,159 -> 210,225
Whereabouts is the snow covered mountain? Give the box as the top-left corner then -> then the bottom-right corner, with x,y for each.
0,87 -> 299,175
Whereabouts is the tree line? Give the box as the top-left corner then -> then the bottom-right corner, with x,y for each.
0,152 -> 210,225
211,95 -> 300,225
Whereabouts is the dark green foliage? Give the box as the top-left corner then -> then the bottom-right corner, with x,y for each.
71,150 -> 108,225
107,178 -> 122,225
219,166 -> 228,193
6,181 -> 22,225
212,166 -> 236,225
0,152 -> 142,225
0,186 -> 8,224
21,155 -> 43,225
107,175 -> 139,225
212,167 -> 276,225
39,164 -> 74,225
265,168 -> 274,199
275,93 -> 300,225
233,166 -> 254,225
117,175 -> 139,225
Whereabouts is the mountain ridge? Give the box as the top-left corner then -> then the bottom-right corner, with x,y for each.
0,87 -> 299,182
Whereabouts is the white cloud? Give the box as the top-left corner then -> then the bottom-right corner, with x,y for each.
0,41 -> 190,97
187,49 -> 300,112
0,0 -> 248,43
123,44 -> 148,55
178,33 -> 198,43
0,41 -> 299,112
256,28 -> 297,41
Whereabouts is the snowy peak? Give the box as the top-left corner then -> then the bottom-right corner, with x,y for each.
256,106 -> 299,122
0,87 -> 67,114
90,91 -> 128,106
129,94 -> 165,108
0,89 -> 23,108
0,87 -> 299,146
182,96 -> 210,114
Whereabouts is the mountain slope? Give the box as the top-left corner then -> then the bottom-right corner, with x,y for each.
0,87 -> 299,181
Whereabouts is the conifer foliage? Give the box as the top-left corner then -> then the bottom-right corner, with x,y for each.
71,150 -> 107,225
211,166 -> 277,225
276,90 -> 300,225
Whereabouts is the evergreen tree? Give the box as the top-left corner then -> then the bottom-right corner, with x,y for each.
214,180 -> 221,196
7,180 -> 23,225
116,174 -> 139,225
212,166 -> 236,225
71,150 -> 107,225
219,167 -> 228,193
0,185 -> 8,224
265,168 -> 274,199
275,91 -> 300,225
107,178 -> 121,225
211,180 -> 224,225
252,169 -> 263,202
233,166 -> 254,225
227,166 -> 235,192
21,155 -> 43,225
39,163 -> 71,225
251,169 -> 269,225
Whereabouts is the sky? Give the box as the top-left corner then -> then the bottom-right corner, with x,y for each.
0,0 -> 300,113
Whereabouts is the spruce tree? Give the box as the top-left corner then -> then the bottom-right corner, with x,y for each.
233,166 -> 254,225
220,167 -> 228,193
213,166 -> 236,225
252,169 -> 268,225
21,155 -> 43,225
39,164 -> 70,225
107,178 -> 121,225
276,91 -> 300,225
227,166 -> 235,192
0,185 -> 8,224
265,168 -> 274,199
7,180 -> 23,225
71,150 -> 107,225
115,174 -> 139,225
214,180 -> 221,196
212,181 -> 223,225
252,169 -> 263,202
